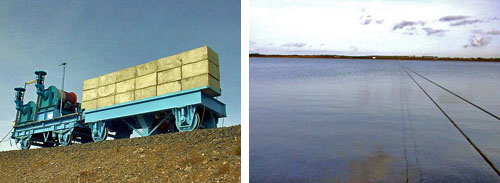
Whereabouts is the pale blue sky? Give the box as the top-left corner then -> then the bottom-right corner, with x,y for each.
250,0 -> 500,57
0,0 -> 240,150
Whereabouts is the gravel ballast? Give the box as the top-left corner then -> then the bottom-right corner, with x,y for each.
0,125 -> 241,183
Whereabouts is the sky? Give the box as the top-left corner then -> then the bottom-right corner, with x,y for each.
250,0 -> 500,57
0,0 -> 240,151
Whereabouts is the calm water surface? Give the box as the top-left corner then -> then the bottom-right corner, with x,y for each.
250,58 -> 500,182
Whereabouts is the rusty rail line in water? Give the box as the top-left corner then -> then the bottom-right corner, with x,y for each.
398,66 -> 424,182
398,70 -> 410,183
404,84 -> 424,182
399,62 -> 500,176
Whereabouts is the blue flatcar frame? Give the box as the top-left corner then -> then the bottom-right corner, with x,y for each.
83,87 -> 226,141
84,87 -> 226,123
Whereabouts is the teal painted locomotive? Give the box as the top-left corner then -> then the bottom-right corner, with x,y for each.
11,70 -> 226,149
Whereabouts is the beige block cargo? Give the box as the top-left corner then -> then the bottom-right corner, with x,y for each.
181,74 -> 220,91
81,45 -> 222,109
181,59 -> 220,80
157,54 -> 182,71
83,77 -> 99,90
115,91 -> 135,104
135,86 -> 157,100
116,78 -> 136,93
181,46 -> 219,65
97,95 -> 115,108
136,61 -> 158,76
81,100 -> 97,110
98,84 -> 116,97
158,67 -> 181,84
116,67 -> 137,82
157,81 -> 181,95
82,89 -> 98,102
135,73 -> 157,89
99,72 -> 116,86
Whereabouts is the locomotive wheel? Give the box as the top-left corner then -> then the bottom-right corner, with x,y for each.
58,133 -> 73,146
20,139 -> 31,150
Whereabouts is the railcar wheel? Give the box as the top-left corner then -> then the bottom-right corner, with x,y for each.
193,112 -> 201,129
90,121 -> 108,142
173,106 -> 201,132
177,112 -> 200,132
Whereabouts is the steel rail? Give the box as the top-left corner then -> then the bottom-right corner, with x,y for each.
401,66 -> 500,176
398,65 -> 410,182
403,66 -> 500,121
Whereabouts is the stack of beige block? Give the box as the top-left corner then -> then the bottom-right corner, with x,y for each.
81,46 -> 221,111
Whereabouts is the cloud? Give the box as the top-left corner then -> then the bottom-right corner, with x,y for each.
320,43 -> 325,46
471,29 -> 483,34
362,19 -> 372,25
485,17 -> 499,22
439,15 -> 469,22
349,46 -> 359,52
470,29 -> 500,36
281,42 -> 307,47
422,27 -> 447,36
450,19 -> 480,26
465,36 -> 492,48
393,21 -> 425,30
250,41 -> 258,52
487,29 -> 500,35
464,29 -> 498,48
402,26 -> 418,36
359,13 -> 382,25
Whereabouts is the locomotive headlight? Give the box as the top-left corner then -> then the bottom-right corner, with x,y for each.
47,112 -> 53,120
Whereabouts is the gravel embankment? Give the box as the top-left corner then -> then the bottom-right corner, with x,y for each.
0,125 -> 240,183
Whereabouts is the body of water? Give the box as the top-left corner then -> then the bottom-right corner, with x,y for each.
250,58 -> 500,182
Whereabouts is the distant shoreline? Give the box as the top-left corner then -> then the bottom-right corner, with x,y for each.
249,54 -> 500,62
